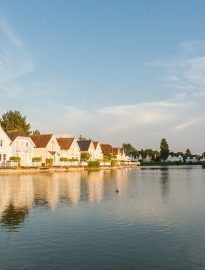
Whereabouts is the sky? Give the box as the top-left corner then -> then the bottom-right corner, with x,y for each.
0,0 -> 205,153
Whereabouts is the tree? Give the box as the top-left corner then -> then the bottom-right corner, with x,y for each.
185,149 -> 192,157
81,152 -> 91,161
32,129 -> 40,135
0,110 -> 31,135
122,143 -> 139,156
160,138 -> 169,161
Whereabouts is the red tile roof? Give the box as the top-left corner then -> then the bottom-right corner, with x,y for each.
30,134 -> 53,148
7,130 -> 28,141
100,144 -> 113,153
57,138 -> 75,150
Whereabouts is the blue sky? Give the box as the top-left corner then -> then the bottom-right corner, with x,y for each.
0,0 -> 205,153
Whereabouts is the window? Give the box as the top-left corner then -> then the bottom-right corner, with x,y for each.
3,154 -> 6,161
0,140 -> 3,147
26,142 -> 28,147
0,154 -> 1,161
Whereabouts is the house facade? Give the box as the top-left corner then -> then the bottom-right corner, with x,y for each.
30,134 -> 60,166
77,140 -> 96,161
100,144 -> 113,160
57,137 -> 81,161
7,131 -> 35,167
185,155 -> 198,163
93,141 -> 103,160
166,153 -> 184,163
0,126 -> 11,166
112,147 -> 122,161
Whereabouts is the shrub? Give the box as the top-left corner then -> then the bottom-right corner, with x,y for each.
81,152 -> 91,161
10,156 -> 21,166
60,157 -> 69,162
87,161 -> 100,168
46,158 -> 53,166
32,157 -> 42,162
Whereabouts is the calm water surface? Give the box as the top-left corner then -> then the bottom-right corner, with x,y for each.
0,166 -> 205,270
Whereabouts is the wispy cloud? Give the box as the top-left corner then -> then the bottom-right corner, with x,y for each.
0,18 -> 34,98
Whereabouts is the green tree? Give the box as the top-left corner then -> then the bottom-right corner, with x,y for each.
32,129 -> 40,135
160,138 -> 169,161
81,152 -> 91,161
122,143 -> 139,156
0,110 -> 31,134
185,149 -> 192,157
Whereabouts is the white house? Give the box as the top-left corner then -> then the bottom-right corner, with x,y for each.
138,154 -> 151,162
0,126 -> 12,166
77,140 -> 96,161
185,155 -> 198,163
93,141 -> 103,160
30,134 -> 60,166
7,131 -> 35,167
166,153 -> 184,163
112,147 -> 122,161
57,137 -> 81,161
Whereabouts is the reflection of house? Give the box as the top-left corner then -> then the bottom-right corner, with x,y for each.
93,141 -> 103,160
7,131 -> 35,167
87,171 -> 104,202
57,137 -> 81,161
0,175 -> 34,230
77,140 -> 96,160
30,134 -> 60,166
0,126 -> 11,165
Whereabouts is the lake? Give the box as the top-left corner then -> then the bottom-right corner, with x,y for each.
0,166 -> 205,270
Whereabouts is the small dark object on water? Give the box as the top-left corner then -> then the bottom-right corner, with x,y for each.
116,189 -> 119,193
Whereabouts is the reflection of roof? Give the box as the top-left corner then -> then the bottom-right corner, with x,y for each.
7,130 -> 28,141
77,140 -> 92,151
57,138 -> 75,150
100,144 -> 113,153
30,134 -> 52,148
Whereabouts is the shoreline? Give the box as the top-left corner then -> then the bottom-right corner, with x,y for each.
0,165 -> 138,175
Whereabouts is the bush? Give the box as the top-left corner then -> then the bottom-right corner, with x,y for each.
32,157 -> 42,162
81,152 -> 91,161
87,161 -> 100,168
46,158 -> 53,166
10,156 -> 21,166
60,157 -> 69,162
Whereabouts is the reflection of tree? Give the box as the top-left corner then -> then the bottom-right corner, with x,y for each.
0,204 -> 28,231
160,168 -> 169,200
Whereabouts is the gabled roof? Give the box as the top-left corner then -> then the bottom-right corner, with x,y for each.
57,137 -> 75,150
93,141 -> 99,150
7,130 -> 28,141
112,147 -> 121,155
30,134 -> 53,148
77,140 -> 92,151
100,144 -> 113,153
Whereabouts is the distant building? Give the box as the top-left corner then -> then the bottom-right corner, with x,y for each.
166,153 -> 184,163
185,155 -> 198,163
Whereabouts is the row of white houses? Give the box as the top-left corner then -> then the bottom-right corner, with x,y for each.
0,126 -> 129,167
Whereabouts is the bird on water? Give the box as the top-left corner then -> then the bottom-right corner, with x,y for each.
116,189 -> 119,193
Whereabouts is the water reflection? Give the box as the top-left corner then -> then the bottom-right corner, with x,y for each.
160,168 -> 170,201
